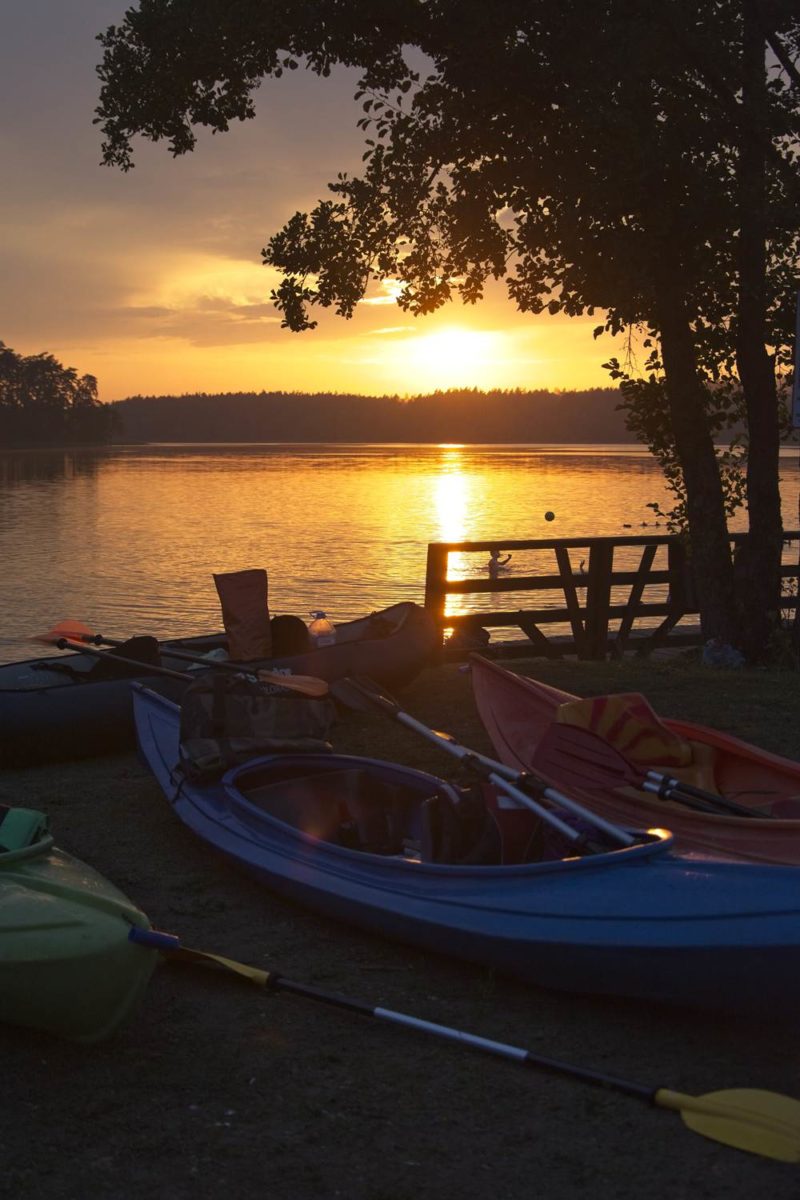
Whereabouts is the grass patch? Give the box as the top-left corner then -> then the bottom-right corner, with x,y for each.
332,655 -> 800,775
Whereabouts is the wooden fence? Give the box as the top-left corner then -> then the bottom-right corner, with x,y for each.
424,533 -> 800,660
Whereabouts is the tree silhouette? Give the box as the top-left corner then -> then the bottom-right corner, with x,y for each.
96,0 -> 800,658
0,341 -> 115,446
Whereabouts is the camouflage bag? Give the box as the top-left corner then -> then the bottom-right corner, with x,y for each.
179,671 -> 335,782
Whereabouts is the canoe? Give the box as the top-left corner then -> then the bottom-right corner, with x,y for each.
134,682 -> 800,1016
0,601 -> 438,766
470,652 -> 800,864
0,805 -> 158,1041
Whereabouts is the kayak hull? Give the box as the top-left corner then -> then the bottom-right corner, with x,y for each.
0,833 -> 157,1041
469,653 -> 800,864
0,602 -> 437,766
134,684 -> 800,1016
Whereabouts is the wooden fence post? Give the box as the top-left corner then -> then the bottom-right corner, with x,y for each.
612,543 -> 658,658
584,542 -> 614,659
424,544 -> 450,647
554,546 -> 587,658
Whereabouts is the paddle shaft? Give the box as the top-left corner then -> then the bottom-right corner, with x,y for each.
56,638 -> 191,682
279,981 -> 656,1099
85,632 -> 327,694
638,776 -> 730,815
342,679 -> 634,848
129,927 -> 653,1099
642,769 -> 762,818
134,926 -> 800,1154
49,637 -> 327,697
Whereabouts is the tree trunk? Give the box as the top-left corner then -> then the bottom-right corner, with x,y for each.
656,281 -> 737,644
733,0 -> 784,661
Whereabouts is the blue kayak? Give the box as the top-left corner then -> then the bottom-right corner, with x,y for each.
133,684 -> 800,1016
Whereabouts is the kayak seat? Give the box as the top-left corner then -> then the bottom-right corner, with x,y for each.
269,614 -> 311,656
339,785 -> 407,855
664,740 -> 719,796
482,786 -> 545,864
419,790 -> 502,865
87,636 -> 161,680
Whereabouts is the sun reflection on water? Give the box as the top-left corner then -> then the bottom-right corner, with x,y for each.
432,447 -> 476,618
434,451 -> 468,545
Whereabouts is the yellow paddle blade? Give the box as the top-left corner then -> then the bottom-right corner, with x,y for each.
170,945 -> 271,988
656,1087 -> 800,1162
31,619 -> 95,645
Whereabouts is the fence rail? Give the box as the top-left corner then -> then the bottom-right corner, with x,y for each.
424,533 -> 800,660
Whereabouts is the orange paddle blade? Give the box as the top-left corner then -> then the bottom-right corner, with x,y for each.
31,620 -> 96,646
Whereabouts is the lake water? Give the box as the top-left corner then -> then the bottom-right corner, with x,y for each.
2,443 -> 798,661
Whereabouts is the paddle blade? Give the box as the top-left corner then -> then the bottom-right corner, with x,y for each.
255,669 -> 329,698
656,1087 -> 800,1162
31,619 -> 97,646
171,945 -> 271,988
533,722 -> 642,791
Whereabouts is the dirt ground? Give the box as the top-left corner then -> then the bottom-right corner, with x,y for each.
2,663 -> 799,1199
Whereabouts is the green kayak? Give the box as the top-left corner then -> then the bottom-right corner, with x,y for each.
0,806 -> 158,1042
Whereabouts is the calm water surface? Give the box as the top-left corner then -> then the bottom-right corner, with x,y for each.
2,443 -> 798,660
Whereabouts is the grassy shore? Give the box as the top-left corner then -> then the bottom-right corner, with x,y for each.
339,652 -> 800,768
2,654 -> 799,1200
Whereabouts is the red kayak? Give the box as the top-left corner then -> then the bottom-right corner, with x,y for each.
470,653 -> 800,864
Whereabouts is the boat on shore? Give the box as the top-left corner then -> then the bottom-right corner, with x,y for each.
134,682 -> 800,1017
0,602 -> 438,766
470,652 -> 800,864
0,805 -> 158,1041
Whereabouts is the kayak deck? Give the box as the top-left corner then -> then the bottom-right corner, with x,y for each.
0,820 -> 158,1041
134,684 -> 800,1017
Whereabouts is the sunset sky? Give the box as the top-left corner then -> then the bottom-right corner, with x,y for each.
1,1 -> 619,402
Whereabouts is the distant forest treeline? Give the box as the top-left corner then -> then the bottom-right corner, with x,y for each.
112,388 -> 636,443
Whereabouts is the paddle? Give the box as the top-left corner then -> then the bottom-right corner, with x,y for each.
534,723 -> 775,820
33,622 -> 330,698
128,926 -> 800,1162
332,675 -> 635,852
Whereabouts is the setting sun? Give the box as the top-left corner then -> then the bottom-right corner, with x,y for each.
364,324 -> 532,393
402,327 -> 507,391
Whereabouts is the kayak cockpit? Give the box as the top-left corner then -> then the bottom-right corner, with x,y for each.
230,760 -> 499,864
224,756 -> 662,867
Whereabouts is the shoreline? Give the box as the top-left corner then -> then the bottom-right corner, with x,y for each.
3,657 -> 800,1197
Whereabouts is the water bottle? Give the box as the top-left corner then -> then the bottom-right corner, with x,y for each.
308,611 -> 336,647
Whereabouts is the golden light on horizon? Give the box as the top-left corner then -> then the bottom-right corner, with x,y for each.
44,255 -> 619,401
400,326 -> 509,392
